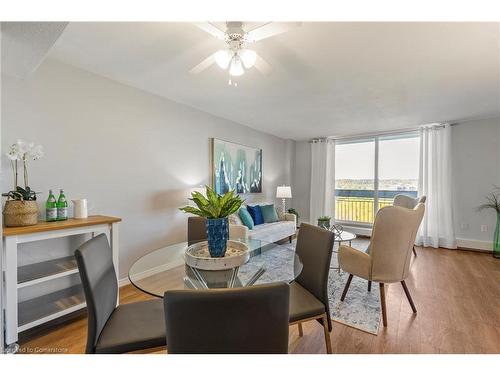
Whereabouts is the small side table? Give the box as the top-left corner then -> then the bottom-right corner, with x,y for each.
330,231 -> 357,273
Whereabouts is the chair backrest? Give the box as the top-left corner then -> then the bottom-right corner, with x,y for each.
74,233 -> 118,353
369,203 -> 425,282
164,282 -> 290,354
187,216 -> 207,245
393,194 -> 426,209
294,223 -> 335,327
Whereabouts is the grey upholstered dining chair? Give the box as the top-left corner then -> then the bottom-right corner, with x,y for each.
75,234 -> 166,353
289,223 -> 335,354
338,204 -> 425,327
187,216 -> 207,245
393,194 -> 426,256
164,282 -> 290,354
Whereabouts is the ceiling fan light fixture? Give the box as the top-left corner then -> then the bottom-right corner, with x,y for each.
214,49 -> 232,69
240,49 -> 257,69
229,56 -> 244,76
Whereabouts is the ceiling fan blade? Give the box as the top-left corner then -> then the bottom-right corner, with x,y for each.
245,22 -> 302,42
190,54 -> 216,74
254,54 -> 271,75
193,22 -> 226,40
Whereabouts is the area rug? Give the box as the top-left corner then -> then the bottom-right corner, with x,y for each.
285,239 -> 381,335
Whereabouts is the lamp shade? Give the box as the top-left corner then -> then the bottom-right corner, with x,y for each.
276,186 -> 292,199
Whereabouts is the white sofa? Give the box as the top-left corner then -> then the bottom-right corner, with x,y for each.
229,203 -> 297,243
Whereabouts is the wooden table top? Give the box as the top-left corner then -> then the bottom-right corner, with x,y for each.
3,215 -> 121,237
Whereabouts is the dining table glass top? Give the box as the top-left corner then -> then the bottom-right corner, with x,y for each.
128,238 -> 302,298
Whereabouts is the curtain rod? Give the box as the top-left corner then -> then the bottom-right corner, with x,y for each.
309,123 -> 455,143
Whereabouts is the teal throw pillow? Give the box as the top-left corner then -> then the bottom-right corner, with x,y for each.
238,207 -> 254,229
261,204 -> 279,223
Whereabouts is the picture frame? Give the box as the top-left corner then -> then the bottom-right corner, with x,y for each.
210,138 -> 262,194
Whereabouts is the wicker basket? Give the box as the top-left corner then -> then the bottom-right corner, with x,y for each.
3,200 -> 39,227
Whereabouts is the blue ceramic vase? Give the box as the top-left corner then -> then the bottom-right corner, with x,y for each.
206,217 -> 229,257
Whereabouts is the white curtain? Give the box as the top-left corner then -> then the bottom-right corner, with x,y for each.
310,139 -> 335,224
416,124 -> 457,249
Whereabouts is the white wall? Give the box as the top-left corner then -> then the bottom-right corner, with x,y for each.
291,119 -> 500,250
1,59 -> 292,278
452,117 -> 500,249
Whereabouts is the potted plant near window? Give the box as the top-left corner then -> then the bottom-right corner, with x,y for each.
2,140 -> 44,227
317,216 -> 331,229
179,186 -> 244,257
477,186 -> 500,259
288,208 -> 300,224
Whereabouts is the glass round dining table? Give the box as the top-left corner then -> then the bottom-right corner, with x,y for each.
128,238 -> 303,298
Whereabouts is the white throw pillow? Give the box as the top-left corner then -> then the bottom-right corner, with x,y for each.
229,213 -> 243,226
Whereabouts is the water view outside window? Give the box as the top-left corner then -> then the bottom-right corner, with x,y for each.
335,133 -> 419,224
377,135 -> 419,210
335,139 -> 375,223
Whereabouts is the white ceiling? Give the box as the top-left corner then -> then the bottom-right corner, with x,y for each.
48,22 -> 499,140
1,22 -> 68,78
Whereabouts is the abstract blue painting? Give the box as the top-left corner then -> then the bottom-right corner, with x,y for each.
212,138 -> 262,194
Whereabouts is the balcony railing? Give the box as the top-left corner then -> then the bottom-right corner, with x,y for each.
335,189 -> 417,223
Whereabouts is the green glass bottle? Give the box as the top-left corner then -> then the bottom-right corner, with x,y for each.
56,189 -> 68,221
46,190 -> 57,222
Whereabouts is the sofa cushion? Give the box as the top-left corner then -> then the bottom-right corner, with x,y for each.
261,204 -> 279,223
238,207 -> 254,229
229,213 -> 243,226
247,205 -> 264,225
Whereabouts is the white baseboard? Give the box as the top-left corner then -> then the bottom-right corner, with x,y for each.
119,277 -> 131,287
456,238 -> 493,251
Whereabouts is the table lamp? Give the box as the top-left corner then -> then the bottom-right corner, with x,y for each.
276,185 -> 292,215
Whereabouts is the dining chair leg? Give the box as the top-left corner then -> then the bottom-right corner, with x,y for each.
412,246 -> 417,257
298,323 -> 303,337
401,280 -> 417,313
321,313 -> 332,354
379,283 -> 388,327
340,274 -> 353,301
368,280 -> 372,292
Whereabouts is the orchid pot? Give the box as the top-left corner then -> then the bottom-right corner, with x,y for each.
2,140 -> 44,227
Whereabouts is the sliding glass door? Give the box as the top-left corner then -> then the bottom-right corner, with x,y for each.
334,131 -> 419,225
377,133 -> 420,210
335,139 -> 375,223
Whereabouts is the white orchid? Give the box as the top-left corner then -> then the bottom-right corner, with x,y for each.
6,145 -> 20,161
28,144 -> 44,160
4,139 -> 44,193
16,139 -> 29,155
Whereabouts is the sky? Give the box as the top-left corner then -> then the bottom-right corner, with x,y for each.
335,136 -> 420,180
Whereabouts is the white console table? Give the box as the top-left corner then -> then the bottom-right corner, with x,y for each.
2,215 -> 121,350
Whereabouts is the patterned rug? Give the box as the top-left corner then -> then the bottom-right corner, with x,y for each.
285,238 -> 381,335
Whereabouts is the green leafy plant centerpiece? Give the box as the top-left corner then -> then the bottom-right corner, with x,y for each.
179,186 -> 244,257
2,140 -> 44,227
317,215 -> 331,229
477,186 -> 500,259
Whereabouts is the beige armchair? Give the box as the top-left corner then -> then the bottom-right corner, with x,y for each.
338,203 -> 425,327
393,194 -> 426,256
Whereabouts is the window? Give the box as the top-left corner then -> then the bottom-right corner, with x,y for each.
334,132 -> 420,225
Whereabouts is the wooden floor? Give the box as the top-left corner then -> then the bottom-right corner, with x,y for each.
18,245 -> 500,354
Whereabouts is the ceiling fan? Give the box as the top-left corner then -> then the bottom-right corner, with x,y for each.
190,21 -> 301,85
